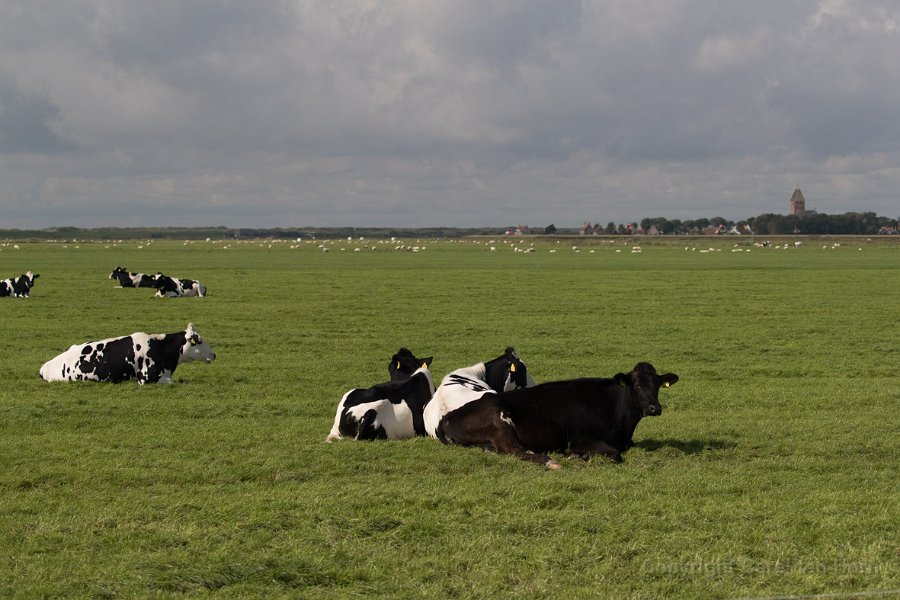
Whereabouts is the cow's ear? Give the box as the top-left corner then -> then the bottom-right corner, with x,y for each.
614,373 -> 629,387
660,373 -> 679,388
422,356 -> 433,367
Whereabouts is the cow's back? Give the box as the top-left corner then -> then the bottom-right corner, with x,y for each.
40,335 -> 140,383
497,378 -> 620,451
423,367 -> 493,438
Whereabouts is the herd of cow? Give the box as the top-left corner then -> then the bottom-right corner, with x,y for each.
326,347 -> 678,469
12,266 -> 678,469
109,266 -> 208,298
1,266 -> 216,384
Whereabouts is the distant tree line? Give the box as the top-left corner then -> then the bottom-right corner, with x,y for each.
746,212 -> 896,235
577,212 -> 899,236
1,211 -> 898,241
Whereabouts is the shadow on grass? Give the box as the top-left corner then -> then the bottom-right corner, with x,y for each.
636,438 -> 736,454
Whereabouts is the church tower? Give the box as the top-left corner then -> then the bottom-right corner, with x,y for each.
789,188 -> 807,215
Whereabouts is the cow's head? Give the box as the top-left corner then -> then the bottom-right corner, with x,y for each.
109,266 -> 127,279
503,347 -> 531,390
179,323 -> 217,364
614,362 -> 678,417
480,347 -> 532,392
389,348 -> 433,381
14,272 -> 39,295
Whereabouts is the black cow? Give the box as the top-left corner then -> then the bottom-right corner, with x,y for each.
389,347 -> 434,381
0,271 -> 40,297
436,362 -> 678,469
109,266 -> 157,288
326,360 -> 436,442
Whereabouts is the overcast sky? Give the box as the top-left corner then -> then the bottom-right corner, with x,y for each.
2,1 -> 899,228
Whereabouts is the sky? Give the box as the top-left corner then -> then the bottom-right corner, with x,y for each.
2,0 -> 899,229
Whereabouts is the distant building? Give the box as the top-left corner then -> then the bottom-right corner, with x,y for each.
789,188 -> 816,217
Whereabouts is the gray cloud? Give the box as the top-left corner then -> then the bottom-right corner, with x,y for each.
1,0 -> 899,228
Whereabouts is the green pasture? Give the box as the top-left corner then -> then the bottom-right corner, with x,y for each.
1,236 -> 897,599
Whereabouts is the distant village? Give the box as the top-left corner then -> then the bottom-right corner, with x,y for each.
1,189 -> 897,241
507,188 -> 899,237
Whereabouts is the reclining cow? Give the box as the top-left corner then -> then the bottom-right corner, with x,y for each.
326,349 -> 435,442
436,362 -> 678,469
422,347 -> 535,439
109,266 -> 158,288
0,271 -> 39,297
39,323 -> 216,384
154,274 -> 207,298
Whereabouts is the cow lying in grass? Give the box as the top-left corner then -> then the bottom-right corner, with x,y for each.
109,266 -> 158,288
326,348 -> 435,441
154,274 -> 207,298
39,323 -> 216,384
436,362 -> 678,469
422,347 -> 535,439
0,271 -> 39,298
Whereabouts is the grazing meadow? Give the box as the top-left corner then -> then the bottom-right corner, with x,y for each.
1,236 -> 898,599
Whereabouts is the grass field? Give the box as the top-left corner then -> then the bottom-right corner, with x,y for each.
1,236 -> 898,599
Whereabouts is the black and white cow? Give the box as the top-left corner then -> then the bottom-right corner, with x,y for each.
422,347 -> 535,439
109,266 -> 158,288
39,322 -> 216,384
436,362 -> 678,469
0,271 -> 40,298
326,354 -> 436,442
389,347 -> 434,381
154,274 -> 207,298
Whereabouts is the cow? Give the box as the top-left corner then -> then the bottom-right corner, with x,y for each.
326,358 -> 436,442
109,266 -> 158,288
0,271 -> 40,298
389,347 -> 434,381
154,274 -> 207,298
422,347 -> 535,439
436,362 -> 678,469
39,323 -> 216,384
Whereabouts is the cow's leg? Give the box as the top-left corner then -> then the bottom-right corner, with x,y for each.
355,410 -> 386,440
567,439 -> 623,463
489,424 -> 561,470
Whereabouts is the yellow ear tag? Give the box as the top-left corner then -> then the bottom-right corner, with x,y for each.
509,363 -> 516,373
421,362 -> 428,369
663,381 -> 670,388
396,362 -> 401,370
